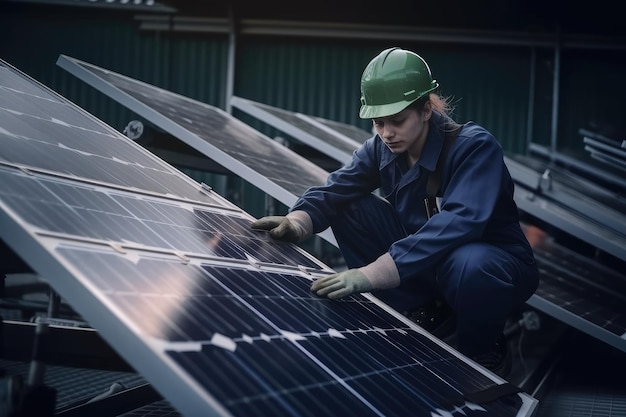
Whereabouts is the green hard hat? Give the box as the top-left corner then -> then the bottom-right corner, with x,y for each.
359,47 -> 439,119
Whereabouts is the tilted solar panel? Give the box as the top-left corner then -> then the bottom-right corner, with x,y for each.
0,60 -> 222,207
524,226 -> 626,353
56,55 -> 337,246
0,59 -> 536,415
311,113 -> 372,144
230,95 -> 367,165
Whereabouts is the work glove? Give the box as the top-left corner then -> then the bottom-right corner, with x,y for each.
311,253 -> 401,299
251,211 -> 312,243
311,269 -> 373,299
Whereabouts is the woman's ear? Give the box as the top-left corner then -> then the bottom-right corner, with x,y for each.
423,100 -> 433,121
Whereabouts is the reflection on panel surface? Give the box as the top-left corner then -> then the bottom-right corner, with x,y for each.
56,244 -> 529,417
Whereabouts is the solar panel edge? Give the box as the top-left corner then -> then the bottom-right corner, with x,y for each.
295,112 -> 363,149
527,295 -> 626,353
230,95 -> 354,164
506,155 -> 626,238
0,216 -> 233,416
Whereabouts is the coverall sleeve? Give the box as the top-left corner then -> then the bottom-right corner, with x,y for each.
290,138 -> 381,233
390,129 -> 506,280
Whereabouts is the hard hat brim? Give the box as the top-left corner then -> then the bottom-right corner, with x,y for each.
359,100 -> 414,119
359,82 -> 439,119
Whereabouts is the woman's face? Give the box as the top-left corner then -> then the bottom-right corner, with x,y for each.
372,104 -> 431,158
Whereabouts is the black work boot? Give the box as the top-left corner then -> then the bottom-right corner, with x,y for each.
471,334 -> 512,378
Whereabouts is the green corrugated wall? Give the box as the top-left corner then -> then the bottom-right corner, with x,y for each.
237,40 -> 534,154
2,5 -> 624,220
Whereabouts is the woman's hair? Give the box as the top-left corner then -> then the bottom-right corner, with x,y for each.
409,93 -> 459,128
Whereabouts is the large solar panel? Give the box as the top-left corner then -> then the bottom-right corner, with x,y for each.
0,60 -> 223,207
55,55 -> 338,245
231,95 -> 368,164
0,60 -> 537,415
523,225 -> 626,353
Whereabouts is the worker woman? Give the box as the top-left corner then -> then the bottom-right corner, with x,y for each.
252,47 -> 539,376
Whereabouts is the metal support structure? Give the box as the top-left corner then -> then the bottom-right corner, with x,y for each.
526,47 -> 536,153
224,6 -> 237,114
550,28 -> 562,161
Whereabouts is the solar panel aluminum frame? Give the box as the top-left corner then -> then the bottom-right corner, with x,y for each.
505,154 -> 626,238
55,54 -> 337,247
230,95 -> 362,165
527,295 -> 626,353
529,142 -> 626,192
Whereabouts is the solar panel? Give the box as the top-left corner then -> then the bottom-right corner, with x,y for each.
310,114 -> 372,144
230,95 -> 367,164
583,137 -> 626,161
0,59 -> 537,416
584,144 -> 626,172
0,60 -> 222,207
55,55 -> 338,244
523,225 -> 626,353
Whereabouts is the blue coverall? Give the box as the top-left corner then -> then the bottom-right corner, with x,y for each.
291,111 -> 539,355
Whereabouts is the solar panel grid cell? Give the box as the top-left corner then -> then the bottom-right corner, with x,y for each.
5,176 -> 321,272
